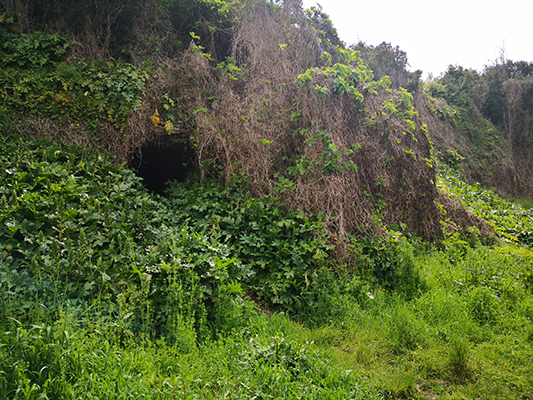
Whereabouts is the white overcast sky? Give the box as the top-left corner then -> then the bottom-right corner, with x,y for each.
301,0 -> 533,79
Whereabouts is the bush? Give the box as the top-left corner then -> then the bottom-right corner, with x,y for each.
0,134 -> 247,341
0,31 -> 150,133
439,171 -> 533,246
348,233 -> 426,300
165,179 -> 333,313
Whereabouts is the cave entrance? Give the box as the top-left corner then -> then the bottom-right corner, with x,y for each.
130,135 -> 196,195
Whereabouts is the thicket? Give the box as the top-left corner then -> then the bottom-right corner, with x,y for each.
0,133 -> 428,398
0,31 -> 150,129
181,1 -> 449,243
3,0 -> 505,246
0,0 -> 241,60
0,134 -> 254,344
2,134 -> 533,398
0,24 -> 153,163
439,169 -> 533,247
2,0 -> 533,397
1,133 -> 405,332
424,61 -> 533,200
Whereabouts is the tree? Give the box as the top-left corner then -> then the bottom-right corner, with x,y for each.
351,41 -> 418,89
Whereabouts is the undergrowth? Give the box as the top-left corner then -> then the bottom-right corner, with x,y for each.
439,168 -> 533,247
2,135 -> 533,398
0,134 -> 378,398
1,1 -> 533,398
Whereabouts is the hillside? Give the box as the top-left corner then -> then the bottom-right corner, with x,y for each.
0,0 -> 501,243
2,1 -> 533,398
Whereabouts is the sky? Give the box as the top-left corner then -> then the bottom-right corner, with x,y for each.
301,0 -> 533,79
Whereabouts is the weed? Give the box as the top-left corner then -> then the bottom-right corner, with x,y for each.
348,234 -> 426,300
165,178 -> 333,314
467,286 -> 501,326
447,337 -> 472,382
387,301 -> 426,353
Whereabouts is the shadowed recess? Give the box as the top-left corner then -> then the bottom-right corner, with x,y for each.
131,136 -> 195,195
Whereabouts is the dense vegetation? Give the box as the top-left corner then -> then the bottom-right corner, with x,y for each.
424,62 -> 533,200
2,0 -> 533,398
2,132 -> 533,399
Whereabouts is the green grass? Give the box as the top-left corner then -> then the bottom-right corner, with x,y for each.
1,312 -> 377,399
305,243 -> 533,398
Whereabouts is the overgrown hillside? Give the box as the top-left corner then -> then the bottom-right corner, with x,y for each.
2,131 -> 533,399
422,63 -> 533,201
2,0 -> 533,398
0,0 -> 495,243
351,41 -> 533,202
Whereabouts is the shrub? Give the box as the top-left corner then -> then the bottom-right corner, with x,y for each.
165,178 -> 333,313
0,134 -> 247,341
439,171 -> 533,246
0,31 -> 150,133
348,234 -> 426,299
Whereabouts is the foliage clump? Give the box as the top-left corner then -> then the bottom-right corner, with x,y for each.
0,29 -> 151,162
439,170 -> 533,247
166,179 -> 333,312
1,1 -> 496,243
421,61 -> 533,201
0,134 -> 248,342
185,1 -> 442,242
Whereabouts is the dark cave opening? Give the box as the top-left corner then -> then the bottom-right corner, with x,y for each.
130,136 -> 196,195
